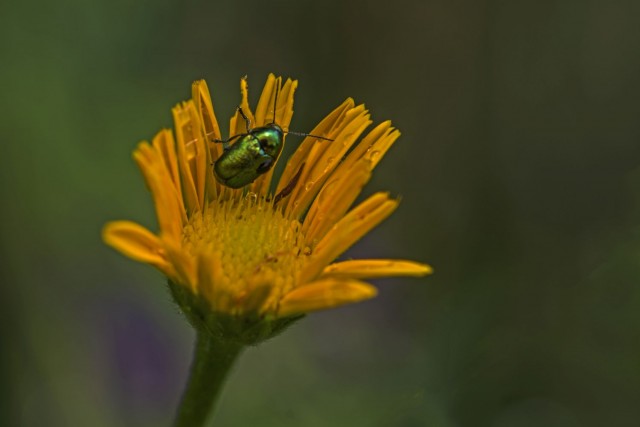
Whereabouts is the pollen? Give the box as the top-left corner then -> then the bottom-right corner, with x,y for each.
181,195 -> 310,315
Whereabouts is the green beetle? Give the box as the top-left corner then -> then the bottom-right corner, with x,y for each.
212,105 -> 331,190
213,111 -> 285,189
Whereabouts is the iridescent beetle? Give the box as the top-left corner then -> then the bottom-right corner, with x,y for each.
211,85 -> 332,190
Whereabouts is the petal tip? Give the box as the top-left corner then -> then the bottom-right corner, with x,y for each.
416,263 -> 434,276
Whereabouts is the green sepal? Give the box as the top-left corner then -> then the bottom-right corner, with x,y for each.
168,280 -> 304,345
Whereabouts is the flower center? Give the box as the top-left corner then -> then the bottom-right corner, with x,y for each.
181,195 -> 310,314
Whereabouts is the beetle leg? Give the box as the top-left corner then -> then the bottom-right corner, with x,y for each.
237,107 -> 252,132
210,133 -> 245,151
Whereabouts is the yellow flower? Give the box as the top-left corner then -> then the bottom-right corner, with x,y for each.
103,74 -> 431,320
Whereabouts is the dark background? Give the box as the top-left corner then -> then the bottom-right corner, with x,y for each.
1,0 -> 639,426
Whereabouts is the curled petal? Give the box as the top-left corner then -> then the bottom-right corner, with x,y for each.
192,80 -> 222,142
278,278 -> 377,316
172,101 -> 206,213
103,221 -> 164,264
102,221 -> 175,278
229,77 -> 256,137
133,142 -> 184,242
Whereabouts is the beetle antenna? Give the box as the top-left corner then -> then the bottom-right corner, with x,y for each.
285,130 -> 333,142
271,77 -> 333,142
272,80 -> 279,124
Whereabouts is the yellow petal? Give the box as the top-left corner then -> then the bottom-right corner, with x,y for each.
197,251 -> 274,315
192,79 -> 222,143
304,106 -> 371,185
152,129 -> 188,224
250,76 -> 299,196
192,79 -> 226,198
172,103 -> 201,214
333,121 -> 400,177
321,259 -> 433,279
187,102 -> 210,209
276,98 -> 355,201
102,221 -> 175,278
278,78 -> 297,131
250,75 -> 281,195
103,221 -> 163,263
132,142 -> 183,242
172,100 -> 210,211
229,76 -> 256,137
300,193 -> 399,284
286,105 -> 372,219
299,123 -> 400,236
152,129 -> 181,203
278,278 -> 377,317
253,73 -> 277,127
302,158 -> 372,243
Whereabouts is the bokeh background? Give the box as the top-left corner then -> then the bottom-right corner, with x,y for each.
2,0 -> 640,426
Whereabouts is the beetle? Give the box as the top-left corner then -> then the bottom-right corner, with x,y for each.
211,86 -> 332,190
212,108 -> 285,189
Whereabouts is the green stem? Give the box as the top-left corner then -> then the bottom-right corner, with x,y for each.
173,332 -> 244,427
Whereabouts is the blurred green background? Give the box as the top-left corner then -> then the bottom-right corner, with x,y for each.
2,0 -> 640,426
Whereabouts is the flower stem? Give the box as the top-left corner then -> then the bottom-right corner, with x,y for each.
173,332 -> 244,427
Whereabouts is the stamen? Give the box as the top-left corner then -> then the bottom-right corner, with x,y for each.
181,197 -> 311,313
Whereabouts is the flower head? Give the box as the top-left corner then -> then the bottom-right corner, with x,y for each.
103,74 -> 430,338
